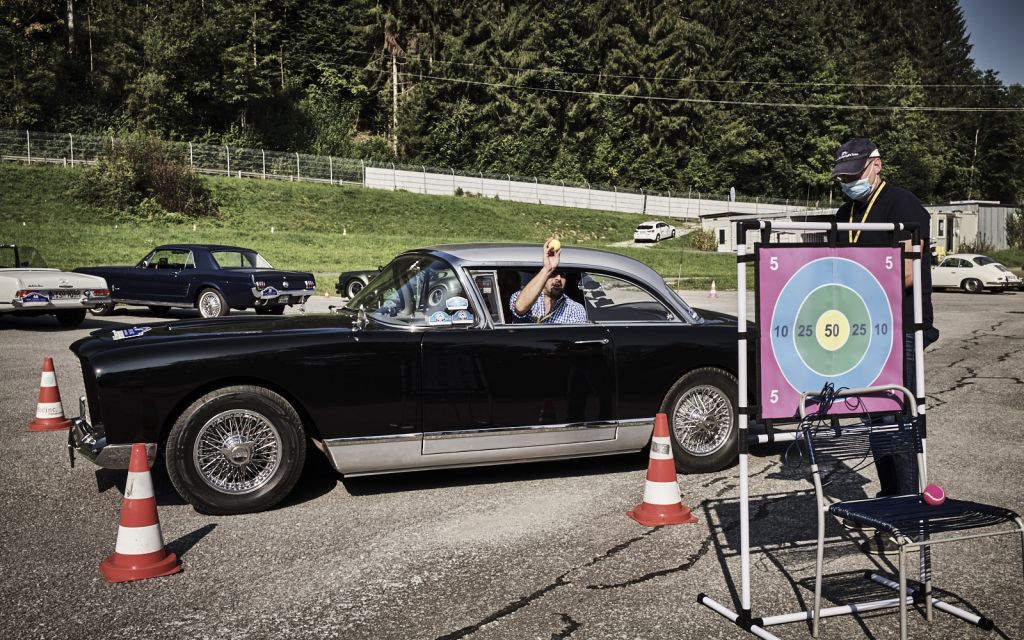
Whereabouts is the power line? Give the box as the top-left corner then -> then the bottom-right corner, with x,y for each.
334,63 -> 1024,112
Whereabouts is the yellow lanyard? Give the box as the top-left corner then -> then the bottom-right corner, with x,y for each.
536,296 -> 565,323
848,181 -> 886,243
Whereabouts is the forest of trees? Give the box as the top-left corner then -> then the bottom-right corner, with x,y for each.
2,0 -> 1023,204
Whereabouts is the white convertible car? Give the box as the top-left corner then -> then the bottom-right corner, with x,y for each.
1,244 -> 111,326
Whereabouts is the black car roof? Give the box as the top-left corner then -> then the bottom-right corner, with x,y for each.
152,244 -> 256,252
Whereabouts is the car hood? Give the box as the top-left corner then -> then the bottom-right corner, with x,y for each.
0,268 -> 107,288
72,310 -> 361,354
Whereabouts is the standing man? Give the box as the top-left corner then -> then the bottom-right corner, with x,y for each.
509,241 -> 588,324
831,138 -> 941,553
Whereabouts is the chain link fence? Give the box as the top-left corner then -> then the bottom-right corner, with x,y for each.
1,129 -> 815,218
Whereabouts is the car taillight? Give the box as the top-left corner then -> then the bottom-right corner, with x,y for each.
254,280 -> 266,288
305,279 -> 316,288
15,290 -> 31,297
92,289 -> 110,297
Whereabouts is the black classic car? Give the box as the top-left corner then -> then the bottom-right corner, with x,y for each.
336,268 -> 380,299
68,244 -> 741,514
75,244 -> 316,318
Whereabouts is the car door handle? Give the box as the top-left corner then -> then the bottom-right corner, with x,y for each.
573,339 -> 609,345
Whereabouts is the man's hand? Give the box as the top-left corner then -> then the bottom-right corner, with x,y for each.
543,239 -> 561,273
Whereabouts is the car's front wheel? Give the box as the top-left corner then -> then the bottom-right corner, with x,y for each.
661,368 -> 738,474
197,288 -> 228,318
962,278 -> 983,294
56,309 -> 86,326
165,385 -> 307,515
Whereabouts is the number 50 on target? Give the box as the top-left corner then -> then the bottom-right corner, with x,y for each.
756,246 -> 905,419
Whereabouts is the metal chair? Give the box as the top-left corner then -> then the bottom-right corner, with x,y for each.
796,385 -> 1024,639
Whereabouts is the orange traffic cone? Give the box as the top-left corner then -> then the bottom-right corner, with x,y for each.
99,443 -> 181,583
27,356 -> 71,432
627,413 -> 698,526
708,280 -> 718,299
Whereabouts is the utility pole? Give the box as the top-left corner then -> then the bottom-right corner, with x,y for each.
67,0 -> 75,54
392,53 -> 399,154
968,127 -> 980,200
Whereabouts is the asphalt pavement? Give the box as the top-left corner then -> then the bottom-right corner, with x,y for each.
1,291 -> 1022,639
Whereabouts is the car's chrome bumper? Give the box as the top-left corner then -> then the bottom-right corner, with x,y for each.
250,287 -> 316,303
67,396 -> 156,469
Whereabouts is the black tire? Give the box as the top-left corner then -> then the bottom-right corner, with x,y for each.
89,302 -> 115,317
345,278 -> 364,299
56,309 -> 87,326
165,385 -> 307,515
660,367 -> 738,474
962,278 -> 983,294
197,288 -> 228,318
148,305 -> 171,316
255,305 -> 286,315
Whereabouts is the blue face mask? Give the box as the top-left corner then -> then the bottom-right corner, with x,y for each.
841,179 -> 874,200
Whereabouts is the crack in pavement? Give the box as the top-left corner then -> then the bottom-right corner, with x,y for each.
550,613 -> 581,639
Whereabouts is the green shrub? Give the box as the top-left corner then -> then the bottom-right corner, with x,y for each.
959,234 -> 996,255
1007,207 -> 1024,250
75,132 -> 220,219
683,229 -> 717,252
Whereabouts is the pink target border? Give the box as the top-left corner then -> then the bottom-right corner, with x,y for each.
757,246 -> 906,420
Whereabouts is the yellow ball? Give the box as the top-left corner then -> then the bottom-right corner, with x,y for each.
548,238 -> 561,252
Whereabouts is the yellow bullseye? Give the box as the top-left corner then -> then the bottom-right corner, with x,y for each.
815,309 -> 850,351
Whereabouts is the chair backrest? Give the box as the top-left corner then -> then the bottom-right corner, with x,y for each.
798,420 -> 922,470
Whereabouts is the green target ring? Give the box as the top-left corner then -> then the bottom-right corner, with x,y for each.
793,284 -> 871,376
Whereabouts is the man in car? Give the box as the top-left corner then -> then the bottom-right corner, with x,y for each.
509,241 -> 588,324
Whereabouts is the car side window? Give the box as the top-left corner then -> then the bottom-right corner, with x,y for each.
579,272 -> 675,323
144,249 -> 190,270
468,270 -> 504,324
349,255 -> 477,328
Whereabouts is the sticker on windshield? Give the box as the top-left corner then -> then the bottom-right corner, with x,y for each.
21,292 -> 50,305
112,326 -> 152,341
451,309 -> 474,325
428,311 -> 452,326
445,296 -> 469,311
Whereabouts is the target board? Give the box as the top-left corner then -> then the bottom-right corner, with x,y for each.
757,246 -> 905,419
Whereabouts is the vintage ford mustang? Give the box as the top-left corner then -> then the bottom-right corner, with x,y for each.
75,243 -> 316,318
68,244 -> 741,514
1,244 -> 111,326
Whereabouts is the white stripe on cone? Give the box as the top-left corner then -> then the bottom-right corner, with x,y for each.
114,524 -> 166,555
641,480 -> 683,505
40,371 -> 56,386
35,402 -> 65,418
125,471 -> 155,500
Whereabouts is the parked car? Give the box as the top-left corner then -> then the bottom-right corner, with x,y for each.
336,268 -> 380,299
75,244 -> 316,318
67,243 -> 742,514
1,244 -> 110,326
633,220 -> 677,243
931,253 -> 1022,293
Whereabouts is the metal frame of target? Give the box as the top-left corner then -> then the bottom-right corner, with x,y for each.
699,220 -> 928,639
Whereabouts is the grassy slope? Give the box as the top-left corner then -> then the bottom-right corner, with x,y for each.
0,163 -> 735,288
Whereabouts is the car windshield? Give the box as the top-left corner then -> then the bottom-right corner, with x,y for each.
346,254 -> 470,328
211,250 -> 273,269
0,245 -> 47,268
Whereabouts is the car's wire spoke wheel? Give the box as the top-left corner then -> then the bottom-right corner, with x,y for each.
199,290 -> 223,317
194,409 -> 282,494
671,384 -> 734,457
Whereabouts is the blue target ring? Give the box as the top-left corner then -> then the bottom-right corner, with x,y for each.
769,257 -> 894,393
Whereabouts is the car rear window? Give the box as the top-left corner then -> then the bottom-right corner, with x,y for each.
637,225 -> 653,230
212,250 -> 273,269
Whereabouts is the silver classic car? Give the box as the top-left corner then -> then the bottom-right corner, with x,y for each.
1,244 -> 110,326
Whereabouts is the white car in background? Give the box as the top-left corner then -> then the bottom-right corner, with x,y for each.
931,253 -> 1022,293
1,244 -> 111,326
633,220 -> 677,243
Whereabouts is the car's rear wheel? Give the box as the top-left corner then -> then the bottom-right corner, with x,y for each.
962,278 -> 983,294
165,385 -> 307,515
197,288 -> 228,318
661,368 -> 738,474
255,305 -> 286,315
345,278 -> 364,299
56,309 -> 86,326
89,303 -> 115,316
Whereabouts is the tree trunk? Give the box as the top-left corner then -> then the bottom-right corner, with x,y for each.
67,0 -> 76,54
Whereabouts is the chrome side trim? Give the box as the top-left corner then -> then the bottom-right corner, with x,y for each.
322,418 -> 654,476
423,421 -> 617,454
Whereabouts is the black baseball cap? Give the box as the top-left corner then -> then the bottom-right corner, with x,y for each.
831,138 -> 880,177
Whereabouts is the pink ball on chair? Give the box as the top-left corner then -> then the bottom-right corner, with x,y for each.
922,484 -> 946,506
